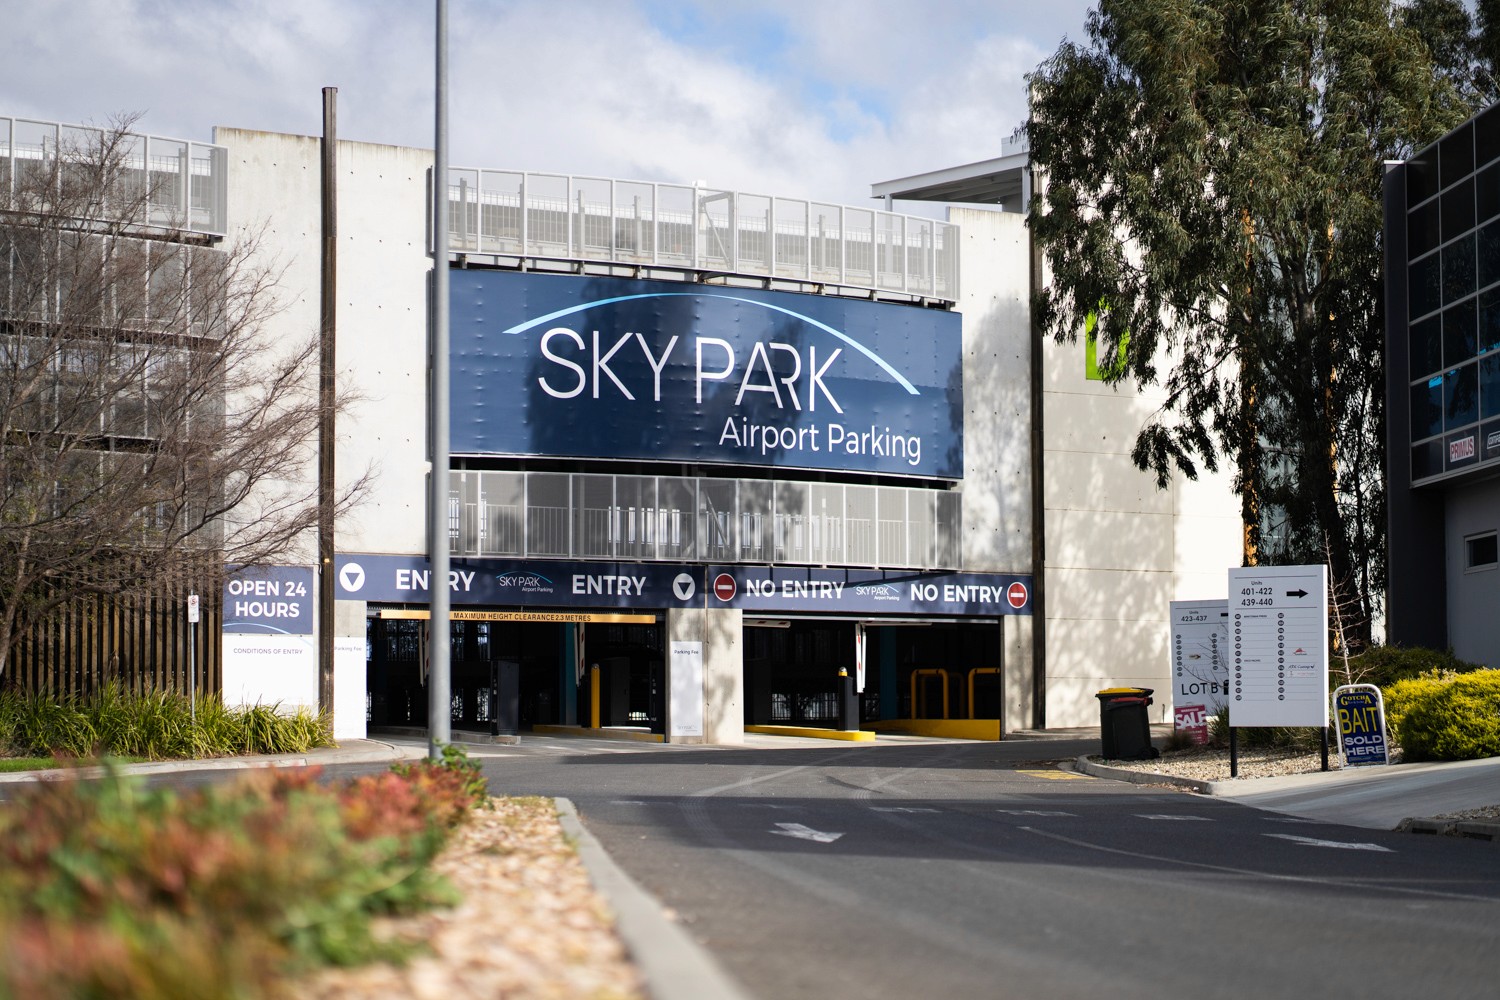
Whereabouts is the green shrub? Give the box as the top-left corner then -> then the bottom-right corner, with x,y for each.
1205,705 -> 1322,750
0,686 -> 333,760
1337,645 -> 1487,691
1385,669 -> 1500,761
0,755 -> 484,998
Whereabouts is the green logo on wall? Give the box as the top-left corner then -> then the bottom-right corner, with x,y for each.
1084,305 -> 1129,381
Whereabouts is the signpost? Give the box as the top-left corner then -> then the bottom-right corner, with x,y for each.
1332,684 -> 1391,767
187,593 -> 199,724
1227,564 -> 1330,775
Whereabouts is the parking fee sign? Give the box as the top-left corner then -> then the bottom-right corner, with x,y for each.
1228,565 -> 1329,728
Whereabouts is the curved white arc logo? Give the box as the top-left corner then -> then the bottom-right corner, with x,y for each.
501,292 -> 921,396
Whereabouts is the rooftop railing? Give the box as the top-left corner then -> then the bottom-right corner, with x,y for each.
445,169 -> 960,302
0,116 -> 227,239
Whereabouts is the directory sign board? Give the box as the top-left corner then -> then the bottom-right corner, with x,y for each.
1169,599 -> 1229,742
449,270 -> 965,479
1333,685 -> 1390,766
1227,565 -> 1329,728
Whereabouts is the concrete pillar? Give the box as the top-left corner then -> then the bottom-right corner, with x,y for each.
1004,614 -> 1034,733
666,607 -> 743,745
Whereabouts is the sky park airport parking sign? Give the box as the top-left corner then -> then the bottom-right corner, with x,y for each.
449,271 -> 964,479
334,555 -> 1031,617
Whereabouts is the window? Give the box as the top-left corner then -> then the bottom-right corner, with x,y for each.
1467,531 -> 1498,571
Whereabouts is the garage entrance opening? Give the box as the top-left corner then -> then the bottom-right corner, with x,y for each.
743,619 -> 1003,731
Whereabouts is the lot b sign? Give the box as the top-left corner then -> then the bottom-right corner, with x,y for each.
1227,565 -> 1329,728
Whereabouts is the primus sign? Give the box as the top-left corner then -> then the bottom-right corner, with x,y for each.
450,271 -> 964,479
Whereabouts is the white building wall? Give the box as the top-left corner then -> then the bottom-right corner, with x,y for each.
1040,314 -> 1241,726
216,128 -> 433,559
950,207 -> 1034,732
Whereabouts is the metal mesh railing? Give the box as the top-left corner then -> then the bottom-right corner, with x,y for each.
450,470 -> 962,569
445,168 -> 959,302
0,116 -> 228,239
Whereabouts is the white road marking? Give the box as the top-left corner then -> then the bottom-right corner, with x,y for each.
771,822 -> 844,844
869,806 -> 940,814
1136,814 -> 1214,821
1265,833 -> 1394,852
997,809 -> 1077,817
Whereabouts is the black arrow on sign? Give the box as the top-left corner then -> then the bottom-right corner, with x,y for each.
1285,589 -> 1308,598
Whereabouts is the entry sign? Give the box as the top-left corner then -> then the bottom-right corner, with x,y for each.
1333,684 -> 1390,766
1227,564 -> 1329,728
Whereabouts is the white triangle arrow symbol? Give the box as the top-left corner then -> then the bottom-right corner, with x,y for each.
771,822 -> 843,844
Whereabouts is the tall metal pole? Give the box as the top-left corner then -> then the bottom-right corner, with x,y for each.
428,0 -> 452,758
318,87 -> 338,727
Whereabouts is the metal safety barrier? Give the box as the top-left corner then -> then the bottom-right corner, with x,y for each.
443,168 -> 960,302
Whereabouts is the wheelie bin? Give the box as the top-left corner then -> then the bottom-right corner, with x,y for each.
1095,687 -> 1160,760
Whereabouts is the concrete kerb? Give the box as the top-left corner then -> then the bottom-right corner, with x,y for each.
556,797 -> 754,1000
0,738 -> 418,784
1072,755 -> 1217,794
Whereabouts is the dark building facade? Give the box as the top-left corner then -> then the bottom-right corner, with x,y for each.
1384,103 -> 1500,665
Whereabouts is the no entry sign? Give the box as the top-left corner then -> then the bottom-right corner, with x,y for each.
1007,582 -> 1029,609
713,573 -> 737,602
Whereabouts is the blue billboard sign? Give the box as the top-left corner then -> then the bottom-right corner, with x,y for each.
334,554 -> 1030,618
223,565 -> 314,635
450,271 -> 964,479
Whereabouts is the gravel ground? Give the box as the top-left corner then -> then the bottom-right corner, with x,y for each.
1093,742 -> 1349,783
288,796 -> 645,1000
1093,743 -> 1500,820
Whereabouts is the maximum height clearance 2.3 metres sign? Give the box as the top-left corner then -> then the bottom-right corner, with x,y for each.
1228,564 -> 1329,728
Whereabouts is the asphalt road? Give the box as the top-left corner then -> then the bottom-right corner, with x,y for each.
25,735 -> 1499,999
469,735 -> 1500,1000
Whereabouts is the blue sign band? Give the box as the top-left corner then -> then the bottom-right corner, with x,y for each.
334,555 -> 1030,617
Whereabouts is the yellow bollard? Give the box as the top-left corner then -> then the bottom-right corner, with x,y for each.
589,664 -> 601,729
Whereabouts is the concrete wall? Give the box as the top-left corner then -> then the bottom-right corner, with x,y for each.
950,207 -> 1035,733
1446,479 -> 1500,668
216,128 -> 433,559
1039,311 -> 1241,727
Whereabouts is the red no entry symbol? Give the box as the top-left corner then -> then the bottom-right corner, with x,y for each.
713,573 -> 737,602
1007,582 -> 1029,609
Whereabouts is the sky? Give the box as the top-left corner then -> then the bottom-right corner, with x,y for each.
2,0 -> 1094,210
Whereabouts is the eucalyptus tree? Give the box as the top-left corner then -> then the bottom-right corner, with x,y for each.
1027,0 -> 1482,644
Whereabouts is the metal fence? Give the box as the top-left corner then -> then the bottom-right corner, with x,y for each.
451,470 -> 961,569
445,169 -> 959,302
0,116 -> 228,239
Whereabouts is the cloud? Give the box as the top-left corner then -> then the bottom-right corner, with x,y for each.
1,0 -> 1091,208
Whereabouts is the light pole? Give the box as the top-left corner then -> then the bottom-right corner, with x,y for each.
428,0 -> 452,759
